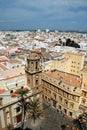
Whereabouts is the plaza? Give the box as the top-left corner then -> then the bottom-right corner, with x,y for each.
24,102 -> 73,130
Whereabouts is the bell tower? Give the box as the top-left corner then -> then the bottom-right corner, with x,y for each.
25,50 -> 42,93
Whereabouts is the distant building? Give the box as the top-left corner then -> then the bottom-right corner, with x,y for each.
64,52 -> 84,76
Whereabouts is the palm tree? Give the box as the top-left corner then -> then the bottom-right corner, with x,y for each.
28,98 -> 42,124
16,87 -> 29,130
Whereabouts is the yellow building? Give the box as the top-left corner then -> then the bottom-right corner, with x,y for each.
41,52 -> 87,119
79,66 -> 87,113
25,51 -> 86,119
64,52 -> 84,75
42,70 -> 82,118
43,52 -> 84,76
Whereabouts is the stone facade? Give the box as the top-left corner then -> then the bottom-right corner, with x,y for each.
25,50 -> 42,93
41,52 -> 87,119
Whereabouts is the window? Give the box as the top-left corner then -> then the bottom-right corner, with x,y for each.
36,80 -> 38,85
72,95 -> 75,100
36,87 -> 38,90
64,99 -> 68,106
70,102 -> 74,109
59,105 -> 61,110
49,90 -> 51,94
53,93 -> 56,100
66,93 -> 69,98
69,111 -> 72,117
36,62 -> 38,69
64,109 -> 67,114
82,98 -> 86,104
28,79 -> 30,84
59,96 -> 62,102
45,96 -> 47,100
83,92 -> 87,97
16,107 -> 20,113
58,80 -> 62,85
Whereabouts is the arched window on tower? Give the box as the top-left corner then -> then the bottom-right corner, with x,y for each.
36,62 -> 38,70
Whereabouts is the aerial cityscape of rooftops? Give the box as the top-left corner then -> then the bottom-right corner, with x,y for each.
0,0 -> 87,130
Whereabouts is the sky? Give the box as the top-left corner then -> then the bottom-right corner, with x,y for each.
0,0 -> 87,31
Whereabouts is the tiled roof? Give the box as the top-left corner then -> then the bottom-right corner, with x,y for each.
0,66 -> 25,80
0,89 -> 6,93
44,70 -> 82,87
4,73 -> 25,80
10,92 -> 19,97
0,56 -> 9,62
0,64 -> 8,71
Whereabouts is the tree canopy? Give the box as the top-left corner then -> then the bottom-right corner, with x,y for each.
65,38 -> 80,48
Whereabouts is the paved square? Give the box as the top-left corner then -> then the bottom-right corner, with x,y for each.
24,102 -> 73,130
